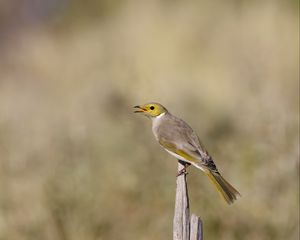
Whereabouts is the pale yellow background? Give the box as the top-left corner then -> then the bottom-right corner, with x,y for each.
0,1 -> 298,239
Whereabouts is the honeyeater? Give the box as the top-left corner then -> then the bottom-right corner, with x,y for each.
134,102 -> 240,204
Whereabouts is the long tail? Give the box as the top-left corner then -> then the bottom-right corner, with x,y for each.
206,171 -> 241,204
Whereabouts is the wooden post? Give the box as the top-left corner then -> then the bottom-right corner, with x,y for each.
190,214 -> 203,240
173,161 -> 190,240
173,161 -> 203,240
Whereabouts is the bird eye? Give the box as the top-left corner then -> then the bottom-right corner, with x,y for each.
150,106 -> 155,110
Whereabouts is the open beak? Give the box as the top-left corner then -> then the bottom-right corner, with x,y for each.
133,105 -> 146,113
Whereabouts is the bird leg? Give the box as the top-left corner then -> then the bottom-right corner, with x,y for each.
176,160 -> 191,177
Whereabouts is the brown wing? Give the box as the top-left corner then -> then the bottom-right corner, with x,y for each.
185,130 -> 219,173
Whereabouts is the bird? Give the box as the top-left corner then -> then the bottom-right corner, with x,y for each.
134,102 -> 240,204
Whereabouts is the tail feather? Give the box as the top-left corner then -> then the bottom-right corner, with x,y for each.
206,171 -> 241,204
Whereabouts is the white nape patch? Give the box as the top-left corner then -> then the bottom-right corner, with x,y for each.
164,149 -> 205,171
156,112 -> 166,118
152,112 -> 165,121
151,112 -> 166,130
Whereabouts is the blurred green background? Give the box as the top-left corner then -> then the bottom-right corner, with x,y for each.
0,0 -> 299,239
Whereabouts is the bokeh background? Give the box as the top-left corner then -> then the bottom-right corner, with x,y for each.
0,0 -> 299,239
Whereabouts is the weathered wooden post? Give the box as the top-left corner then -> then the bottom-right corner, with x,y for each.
190,214 -> 203,240
173,161 -> 203,240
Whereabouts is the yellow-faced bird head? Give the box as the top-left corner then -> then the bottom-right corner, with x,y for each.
134,102 -> 168,118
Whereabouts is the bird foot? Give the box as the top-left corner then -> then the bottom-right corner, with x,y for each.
176,167 -> 189,177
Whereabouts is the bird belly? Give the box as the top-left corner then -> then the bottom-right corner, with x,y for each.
165,148 -> 188,162
164,149 -> 205,171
